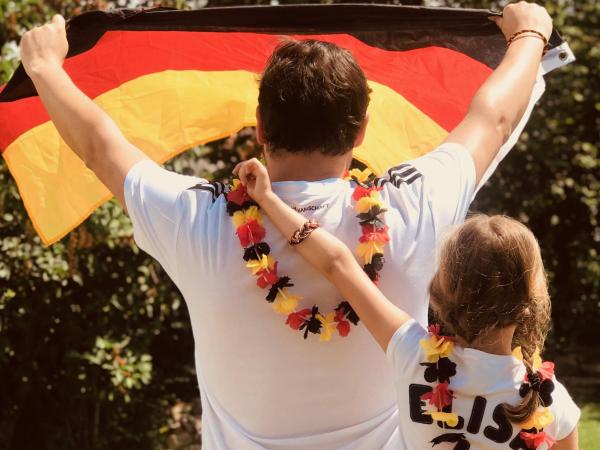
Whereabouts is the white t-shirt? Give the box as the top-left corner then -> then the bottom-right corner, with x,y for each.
387,320 -> 580,450
124,143 -> 476,449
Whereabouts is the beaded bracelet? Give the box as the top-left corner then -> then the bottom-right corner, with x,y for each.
289,219 -> 319,246
507,29 -> 549,55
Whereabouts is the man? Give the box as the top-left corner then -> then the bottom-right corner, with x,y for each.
20,2 -> 552,449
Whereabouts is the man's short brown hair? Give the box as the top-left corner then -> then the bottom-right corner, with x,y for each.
258,39 -> 371,156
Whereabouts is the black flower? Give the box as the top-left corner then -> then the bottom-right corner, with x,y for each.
336,301 -> 360,325
266,276 -> 293,303
364,253 -> 385,280
301,306 -> 323,339
357,206 -> 387,227
243,242 -> 271,261
519,376 -> 555,407
431,433 -> 470,450
226,199 -> 258,216
420,357 -> 457,383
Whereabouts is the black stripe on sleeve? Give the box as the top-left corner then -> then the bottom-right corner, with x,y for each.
187,181 -> 226,202
378,163 -> 423,188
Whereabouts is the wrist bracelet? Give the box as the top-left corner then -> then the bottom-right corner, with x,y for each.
507,29 -> 549,55
289,219 -> 319,246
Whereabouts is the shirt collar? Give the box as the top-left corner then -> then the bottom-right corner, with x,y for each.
271,177 -> 348,197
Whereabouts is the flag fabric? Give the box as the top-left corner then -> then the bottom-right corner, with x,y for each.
0,4 -> 573,245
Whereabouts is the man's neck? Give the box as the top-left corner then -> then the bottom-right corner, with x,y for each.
265,150 -> 351,182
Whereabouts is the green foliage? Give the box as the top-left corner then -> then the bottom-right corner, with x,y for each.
580,402 -> 600,450
82,336 -> 153,402
0,1 -> 597,449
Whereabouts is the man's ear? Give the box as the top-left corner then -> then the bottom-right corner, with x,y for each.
353,114 -> 369,148
256,107 -> 266,145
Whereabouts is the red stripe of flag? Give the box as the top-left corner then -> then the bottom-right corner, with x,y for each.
0,31 -> 491,152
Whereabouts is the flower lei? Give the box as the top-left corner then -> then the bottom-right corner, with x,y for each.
225,168 -> 389,341
419,324 -> 461,441
419,328 -> 557,449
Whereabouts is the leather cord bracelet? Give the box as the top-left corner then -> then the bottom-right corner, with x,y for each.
507,29 -> 549,55
289,219 -> 319,246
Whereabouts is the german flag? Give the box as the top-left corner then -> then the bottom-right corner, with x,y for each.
0,4 -> 572,245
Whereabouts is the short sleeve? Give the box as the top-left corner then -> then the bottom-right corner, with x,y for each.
386,319 -> 428,375
381,143 -> 476,234
124,160 -> 212,281
546,378 -> 581,441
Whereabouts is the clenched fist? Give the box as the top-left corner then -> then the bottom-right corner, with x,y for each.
20,15 -> 69,76
493,2 -> 553,42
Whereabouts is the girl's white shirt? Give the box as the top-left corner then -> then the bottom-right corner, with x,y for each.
387,319 -> 580,450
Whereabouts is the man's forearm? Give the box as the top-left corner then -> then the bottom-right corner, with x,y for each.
29,64 -> 141,169
27,63 -> 147,205
470,37 -> 545,141
445,3 -> 552,185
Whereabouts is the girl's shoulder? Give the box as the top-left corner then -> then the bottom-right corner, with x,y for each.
545,376 -> 581,442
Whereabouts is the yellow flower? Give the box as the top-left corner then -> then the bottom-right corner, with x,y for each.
231,179 -> 243,190
356,240 -> 386,265
512,346 -> 545,370
232,206 -> 263,228
512,346 -> 523,361
272,289 -> 301,315
425,411 -> 460,427
419,335 -> 454,362
355,194 -> 384,214
346,168 -> 373,183
520,407 -> 554,430
316,312 -> 336,342
245,255 -> 275,275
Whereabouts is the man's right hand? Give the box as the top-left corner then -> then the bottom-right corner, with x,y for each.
21,15 -> 69,76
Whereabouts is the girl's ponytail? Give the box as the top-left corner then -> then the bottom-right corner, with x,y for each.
502,347 -> 543,423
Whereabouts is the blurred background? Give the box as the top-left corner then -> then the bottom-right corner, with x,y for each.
0,0 -> 598,449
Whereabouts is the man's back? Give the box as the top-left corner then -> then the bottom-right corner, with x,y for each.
124,143 -> 476,449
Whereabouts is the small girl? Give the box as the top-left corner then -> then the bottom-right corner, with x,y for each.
234,158 -> 580,450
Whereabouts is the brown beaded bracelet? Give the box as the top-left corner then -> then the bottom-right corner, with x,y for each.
507,29 -> 549,55
289,219 -> 319,246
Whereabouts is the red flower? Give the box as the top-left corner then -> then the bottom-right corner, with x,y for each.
286,309 -> 311,330
519,430 -> 556,449
236,220 -> 266,247
352,185 -> 382,201
421,381 -> 454,409
337,320 -> 351,337
428,324 -> 441,336
524,361 -> 555,383
538,361 -> 555,381
256,263 -> 279,289
359,224 -> 390,243
227,184 -> 252,206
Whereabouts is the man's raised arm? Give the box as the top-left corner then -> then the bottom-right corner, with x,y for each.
20,14 -> 149,207
445,1 -> 553,186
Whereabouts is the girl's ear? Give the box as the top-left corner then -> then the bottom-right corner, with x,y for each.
256,107 -> 266,145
